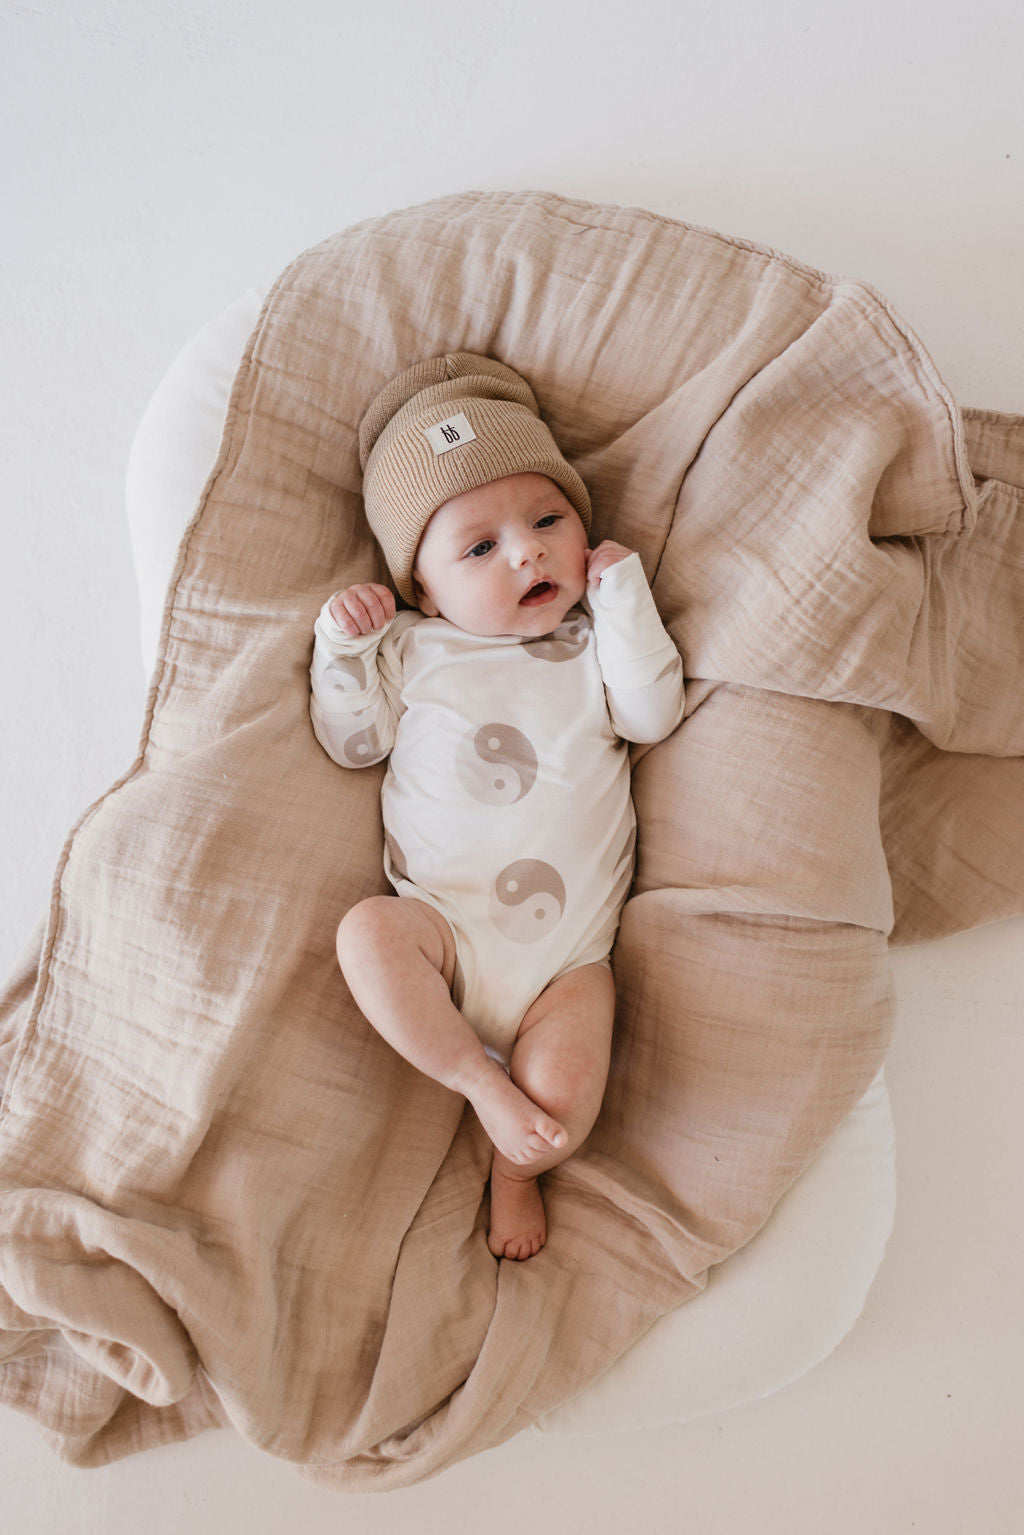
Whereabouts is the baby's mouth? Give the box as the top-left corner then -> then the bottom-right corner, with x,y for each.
519,580 -> 557,607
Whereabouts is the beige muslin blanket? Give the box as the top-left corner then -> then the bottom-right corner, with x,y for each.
1,191 -> 1021,1488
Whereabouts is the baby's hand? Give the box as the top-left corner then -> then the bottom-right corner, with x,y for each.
586,540 -> 634,589
328,583 -> 396,638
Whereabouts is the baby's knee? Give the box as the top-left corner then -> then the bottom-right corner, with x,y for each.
511,1048 -> 608,1147
335,895 -> 396,969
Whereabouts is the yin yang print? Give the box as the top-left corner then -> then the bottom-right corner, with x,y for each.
490,859 -> 566,942
325,654 -> 368,693
455,723 -> 539,805
342,722 -> 386,766
522,614 -> 589,663
384,829 -> 410,882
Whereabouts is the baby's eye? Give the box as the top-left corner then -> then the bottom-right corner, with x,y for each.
466,540 -> 495,558
535,514 -> 561,529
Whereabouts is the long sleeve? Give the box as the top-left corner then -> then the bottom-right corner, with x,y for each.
587,552 -> 685,744
309,599 -> 405,769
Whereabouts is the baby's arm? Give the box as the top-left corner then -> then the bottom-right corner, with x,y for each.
586,544 -> 685,744
309,583 -> 403,768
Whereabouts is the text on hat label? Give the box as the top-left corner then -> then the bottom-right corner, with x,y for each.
424,412 -> 477,456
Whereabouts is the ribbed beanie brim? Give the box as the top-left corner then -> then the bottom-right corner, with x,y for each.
358,354 -> 591,604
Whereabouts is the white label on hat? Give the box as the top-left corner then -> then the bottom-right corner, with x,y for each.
424,412 -> 477,456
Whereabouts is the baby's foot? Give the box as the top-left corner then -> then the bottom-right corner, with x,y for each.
460,1059 -> 567,1167
488,1168 -> 547,1261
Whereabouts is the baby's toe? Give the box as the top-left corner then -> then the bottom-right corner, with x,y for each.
533,1114 -> 567,1149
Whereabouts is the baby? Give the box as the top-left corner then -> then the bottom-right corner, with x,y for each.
310,353 -> 685,1260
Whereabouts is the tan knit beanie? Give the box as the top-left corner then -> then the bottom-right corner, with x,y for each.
358,353 -> 592,605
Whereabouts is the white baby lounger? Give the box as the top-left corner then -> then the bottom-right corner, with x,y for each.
126,285 -> 897,1437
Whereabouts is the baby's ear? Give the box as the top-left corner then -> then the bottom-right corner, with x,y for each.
412,572 -> 440,618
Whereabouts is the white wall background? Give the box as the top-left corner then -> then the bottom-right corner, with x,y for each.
2,2 -> 1022,1531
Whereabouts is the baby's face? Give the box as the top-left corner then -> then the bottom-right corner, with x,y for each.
412,472 -> 589,637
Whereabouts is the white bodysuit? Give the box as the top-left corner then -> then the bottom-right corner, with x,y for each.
310,553 -> 685,1062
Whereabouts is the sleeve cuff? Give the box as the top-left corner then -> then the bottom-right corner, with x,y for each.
588,553 -> 679,688
315,597 -> 397,653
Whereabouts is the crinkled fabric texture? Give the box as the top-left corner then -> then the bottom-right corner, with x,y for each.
0,190 -> 1021,1488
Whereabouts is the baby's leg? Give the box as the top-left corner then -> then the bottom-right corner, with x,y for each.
336,896 -> 568,1164
489,962 -> 616,1261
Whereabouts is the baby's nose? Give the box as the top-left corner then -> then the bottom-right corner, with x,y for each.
511,535 -> 545,565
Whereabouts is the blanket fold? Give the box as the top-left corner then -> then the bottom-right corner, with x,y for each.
0,190 -> 1021,1487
